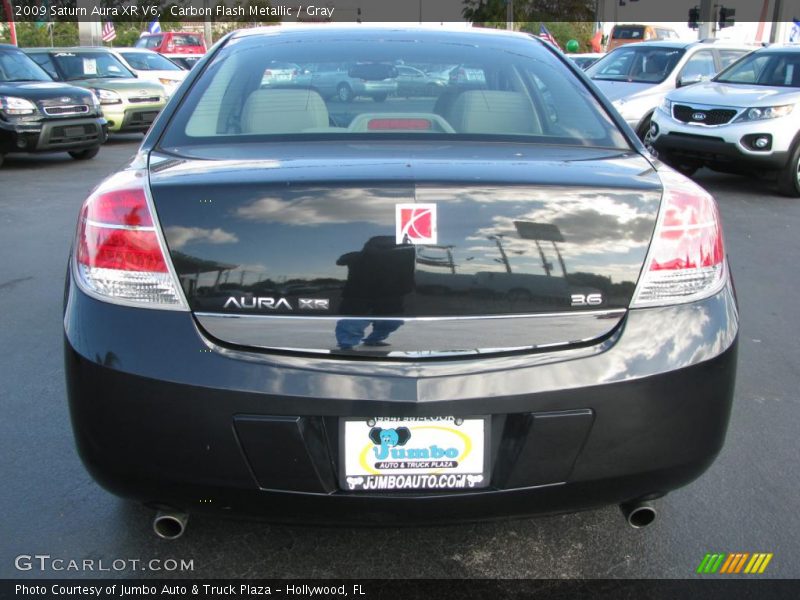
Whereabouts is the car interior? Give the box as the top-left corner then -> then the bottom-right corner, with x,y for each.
178,47 -> 621,147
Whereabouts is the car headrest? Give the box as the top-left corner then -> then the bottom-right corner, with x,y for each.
443,90 -> 540,135
240,89 -> 328,134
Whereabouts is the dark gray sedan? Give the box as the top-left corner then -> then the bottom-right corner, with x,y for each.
64,26 -> 737,539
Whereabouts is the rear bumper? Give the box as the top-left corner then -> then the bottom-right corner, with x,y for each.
64,270 -> 739,524
0,117 -> 107,154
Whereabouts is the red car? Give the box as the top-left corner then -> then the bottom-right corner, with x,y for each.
135,32 -> 206,55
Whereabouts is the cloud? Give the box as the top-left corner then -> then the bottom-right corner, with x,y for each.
235,187 -> 405,226
165,226 -> 239,250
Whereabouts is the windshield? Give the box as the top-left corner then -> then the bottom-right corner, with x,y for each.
159,34 -> 628,152
587,46 -> 685,84
0,50 -> 52,82
120,51 -> 182,72
715,52 -> 800,87
49,52 -> 134,80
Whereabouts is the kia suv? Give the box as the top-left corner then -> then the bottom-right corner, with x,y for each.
587,40 -> 752,139
0,44 -> 106,167
650,45 -> 800,196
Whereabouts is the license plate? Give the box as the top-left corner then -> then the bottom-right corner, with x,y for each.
64,126 -> 85,137
340,417 -> 489,492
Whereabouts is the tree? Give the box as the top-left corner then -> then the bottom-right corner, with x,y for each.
463,0 -> 595,23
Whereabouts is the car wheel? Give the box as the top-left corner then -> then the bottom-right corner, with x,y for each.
636,115 -> 652,142
69,147 -> 100,161
337,84 -> 354,102
777,143 -> 800,197
372,93 -> 388,103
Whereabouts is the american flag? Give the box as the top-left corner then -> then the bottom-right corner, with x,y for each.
538,24 -> 560,49
101,21 -> 116,43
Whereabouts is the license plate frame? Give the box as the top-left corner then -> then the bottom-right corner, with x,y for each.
64,126 -> 85,138
339,416 -> 490,492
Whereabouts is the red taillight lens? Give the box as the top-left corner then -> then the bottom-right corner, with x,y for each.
83,188 -> 154,227
74,172 -> 184,308
632,169 -> 726,307
78,224 -> 168,272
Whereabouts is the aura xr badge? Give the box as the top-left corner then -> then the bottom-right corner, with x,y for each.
396,203 -> 437,245
223,297 -> 293,310
299,298 -> 330,310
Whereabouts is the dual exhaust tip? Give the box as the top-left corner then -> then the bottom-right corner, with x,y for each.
151,503 -> 656,538
153,511 -> 188,540
620,500 -> 657,529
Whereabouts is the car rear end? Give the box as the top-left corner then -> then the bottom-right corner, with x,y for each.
63,27 -> 738,525
162,32 -> 207,55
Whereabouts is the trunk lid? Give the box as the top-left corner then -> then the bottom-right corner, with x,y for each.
148,143 -> 661,357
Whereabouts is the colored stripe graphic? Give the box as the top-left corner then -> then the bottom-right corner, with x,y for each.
699,552 -> 773,574
744,553 -> 774,574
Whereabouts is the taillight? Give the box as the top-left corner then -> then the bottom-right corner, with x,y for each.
74,171 -> 185,309
631,169 -> 726,307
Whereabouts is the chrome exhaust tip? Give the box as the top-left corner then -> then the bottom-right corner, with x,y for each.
620,501 -> 657,529
153,511 -> 188,539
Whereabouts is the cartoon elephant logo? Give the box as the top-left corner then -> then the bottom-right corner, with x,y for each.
368,426 -> 411,460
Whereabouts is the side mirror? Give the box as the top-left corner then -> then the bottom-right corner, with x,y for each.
677,73 -> 704,88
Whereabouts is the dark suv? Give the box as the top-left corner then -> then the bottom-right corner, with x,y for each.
0,44 -> 106,167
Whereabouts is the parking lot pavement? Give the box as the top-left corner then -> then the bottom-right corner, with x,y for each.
0,140 -> 798,579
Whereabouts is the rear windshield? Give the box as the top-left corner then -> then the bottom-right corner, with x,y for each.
173,34 -> 204,47
47,51 -> 134,80
0,50 -> 51,82
612,27 -> 645,40
120,51 -> 182,72
158,33 -> 628,152
715,52 -> 800,87
587,46 -> 685,84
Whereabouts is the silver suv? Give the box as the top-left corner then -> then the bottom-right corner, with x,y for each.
650,45 -> 800,196
587,40 -> 752,139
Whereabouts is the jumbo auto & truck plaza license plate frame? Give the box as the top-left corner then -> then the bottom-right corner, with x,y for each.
340,416 -> 490,492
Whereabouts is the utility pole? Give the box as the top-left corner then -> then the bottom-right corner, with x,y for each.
770,0 -> 785,43
203,0 -> 213,46
698,0 -> 715,40
506,0 -> 513,31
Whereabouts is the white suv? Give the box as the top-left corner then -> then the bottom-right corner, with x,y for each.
650,45 -> 800,196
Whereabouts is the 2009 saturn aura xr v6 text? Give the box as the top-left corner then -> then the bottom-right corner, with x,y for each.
63,26 -> 738,538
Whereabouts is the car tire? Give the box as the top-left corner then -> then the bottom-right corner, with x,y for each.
337,84 -> 354,102
0,154 -> 4,168
777,143 -> 800,197
372,93 -> 388,103
636,114 -> 652,142
69,147 -> 100,161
